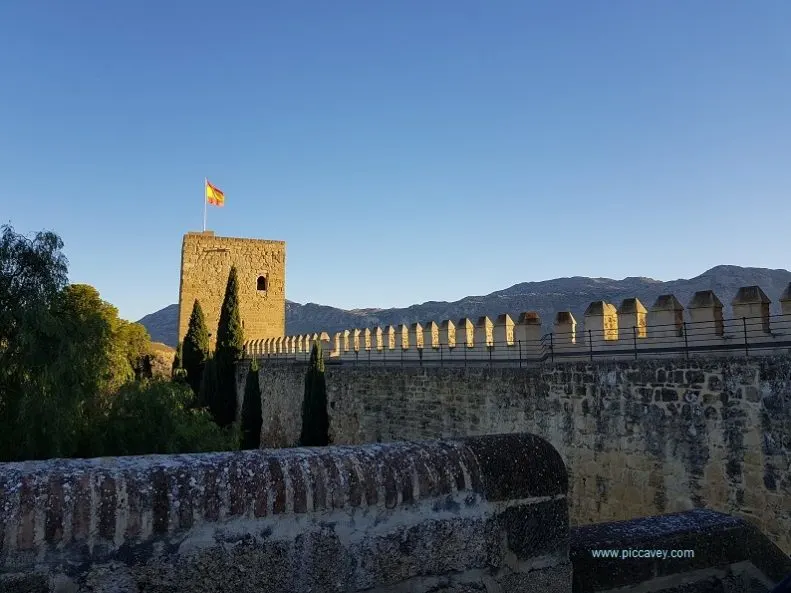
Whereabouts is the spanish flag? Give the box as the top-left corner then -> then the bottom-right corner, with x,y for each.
205,179 -> 225,207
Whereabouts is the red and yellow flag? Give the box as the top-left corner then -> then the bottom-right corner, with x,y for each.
205,179 -> 225,207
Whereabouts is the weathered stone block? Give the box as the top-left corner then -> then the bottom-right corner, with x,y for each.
241,354 -> 791,556
177,232 -> 286,349
0,434 -> 571,593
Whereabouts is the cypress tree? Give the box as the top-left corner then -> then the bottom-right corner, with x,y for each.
182,300 -> 210,396
214,266 -> 244,427
136,355 -> 153,381
172,342 -> 188,385
240,359 -> 262,449
300,341 -> 330,447
199,356 -> 219,415
171,341 -> 183,377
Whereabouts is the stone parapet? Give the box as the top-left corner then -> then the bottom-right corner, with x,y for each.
240,354 -> 791,556
0,434 -> 570,593
570,509 -> 791,592
251,285 -> 791,364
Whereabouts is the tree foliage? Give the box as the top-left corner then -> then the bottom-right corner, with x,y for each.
171,341 -> 188,384
182,299 -> 209,396
117,320 -> 153,381
0,224 -> 239,462
0,225 -> 79,460
172,341 -> 183,375
213,266 -> 244,427
300,341 -> 330,447
57,284 -> 153,397
198,356 -> 220,413
240,359 -> 262,449
91,380 -> 236,456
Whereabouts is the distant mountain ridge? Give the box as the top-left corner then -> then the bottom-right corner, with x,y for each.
137,265 -> 791,348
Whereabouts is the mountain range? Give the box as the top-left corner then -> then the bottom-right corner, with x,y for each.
137,266 -> 791,349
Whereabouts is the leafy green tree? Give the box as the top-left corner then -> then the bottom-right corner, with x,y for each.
240,359 -> 262,449
57,285 -> 155,397
299,341 -> 330,447
213,266 -> 244,427
92,380 -> 236,456
0,225 -> 79,460
0,224 -> 238,462
56,284 -> 156,457
62,286 -> 125,393
0,229 -> 136,459
182,299 -> 210,397
115,320 -> 152,381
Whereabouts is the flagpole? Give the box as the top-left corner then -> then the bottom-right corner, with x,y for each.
203,177 -> 207,232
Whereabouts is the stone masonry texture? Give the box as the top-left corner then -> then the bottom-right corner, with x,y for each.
570,509 -> 791,592
0,434 -> 571,593
177,232 -> 286,348
241,354 -> 791,554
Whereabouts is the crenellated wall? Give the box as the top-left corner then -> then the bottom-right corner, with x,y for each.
239,353 -> 791,555
243,284 -> 791,364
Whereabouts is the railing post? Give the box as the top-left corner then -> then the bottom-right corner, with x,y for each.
400,347 -> 403,367
368,347 -> 371,366
518,339 -> 522,368
633,326 -> 638,360
588,329 -> 594,361
419,347 -> 423,367
464,342 -> 467,367
743,317 -> 749,357
440,344 -> 444,367
550,333 -> 555,363
488,344 -> 492,367
683,322 -> 689,359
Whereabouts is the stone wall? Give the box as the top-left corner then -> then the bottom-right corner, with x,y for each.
570,509 -> 791,592
177,231 -> 286,348
0,434 -> 570,593
241,354 -> 791,553
244,284 -> 791,364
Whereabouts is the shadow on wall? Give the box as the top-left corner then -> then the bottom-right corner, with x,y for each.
238,353 -> 791,558
0,433 -> 570,592
570,509 -> 791,593
1,433 -> 790,592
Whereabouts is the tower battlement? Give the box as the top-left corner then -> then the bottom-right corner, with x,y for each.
177,231 -> 285,348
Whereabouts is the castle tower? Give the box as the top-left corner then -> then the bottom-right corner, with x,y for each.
177,231 -> 286,348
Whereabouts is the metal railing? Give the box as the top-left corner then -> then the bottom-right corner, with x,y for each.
244,313 -> 791,367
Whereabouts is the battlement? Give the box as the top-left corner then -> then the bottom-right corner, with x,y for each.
244,283 -> 791,364
183,230 -> 286,246
178,232 -> 286,348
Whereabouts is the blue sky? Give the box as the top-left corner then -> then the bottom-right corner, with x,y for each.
2,1 -> 790,322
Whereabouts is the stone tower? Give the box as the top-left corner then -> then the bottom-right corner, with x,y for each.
177,231 -> 286,348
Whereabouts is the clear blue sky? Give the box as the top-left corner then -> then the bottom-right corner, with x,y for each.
2,1 -> 790,322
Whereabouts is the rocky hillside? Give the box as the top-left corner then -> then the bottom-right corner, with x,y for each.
137,305 -> 179,349
147,342 -> 176,379
138,265 -> 791,348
